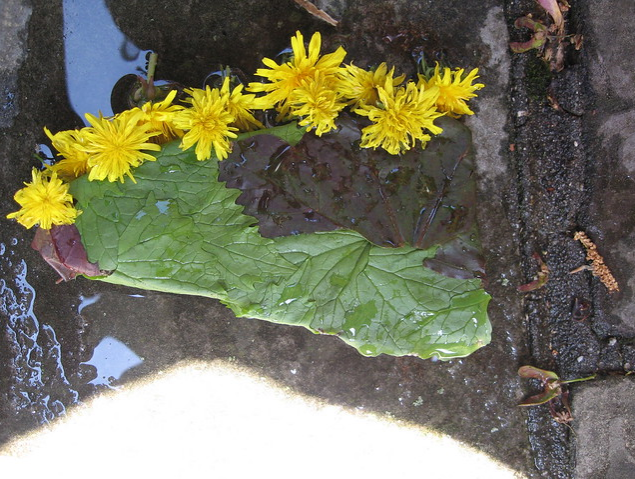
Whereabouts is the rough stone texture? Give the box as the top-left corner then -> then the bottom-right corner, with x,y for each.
467,6 -> 511,186
568,2 -> 635,477
0,0 -> 31,127
505,1 -> 596,474
574,378 -> 635,479
585,0 -> 635,337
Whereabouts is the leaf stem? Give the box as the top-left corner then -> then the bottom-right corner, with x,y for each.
561,374 -> 596,385
147,52 -> 159,83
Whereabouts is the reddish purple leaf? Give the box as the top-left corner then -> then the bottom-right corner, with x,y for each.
220,114 -> 484,279
517,253 -> 549,292
514,15 -> 547,32
536,0 -> 563,29
518,365 -> 560,381
219,134 -> 340,237
32,224 -> 102,282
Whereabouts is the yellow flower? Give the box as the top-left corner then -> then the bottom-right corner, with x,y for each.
355,80 -> 444,155
83,109 -> 161,183
220,77 -> 264,131
290,73 -> 346,136
172,86 -> 238,161
7,169 -> 79,229
138,89 -> 185,143
248,31 -> 346,119
419,64 -> 484,117
44,127 -> 91,181
337,62 -> 404,108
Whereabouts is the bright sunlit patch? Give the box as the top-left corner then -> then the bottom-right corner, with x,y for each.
0,360 -> 522,478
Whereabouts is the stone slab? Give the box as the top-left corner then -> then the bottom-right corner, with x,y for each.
574,377 -> 635,479
585,0 -> 635,336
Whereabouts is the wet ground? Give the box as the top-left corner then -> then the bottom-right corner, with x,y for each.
1,0 -> 634,477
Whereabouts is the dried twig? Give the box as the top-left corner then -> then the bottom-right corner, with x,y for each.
293,0 -> 339,26
572,231 -> 619,293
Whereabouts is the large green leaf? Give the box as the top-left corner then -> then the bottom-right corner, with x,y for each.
69,123 -> 491,359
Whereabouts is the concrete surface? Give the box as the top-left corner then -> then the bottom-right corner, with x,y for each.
574,378 -> 635,479
586,0 -> 635,338
0,0 -> 634,477
0,1 -> 31,128
570,2 -> 635,478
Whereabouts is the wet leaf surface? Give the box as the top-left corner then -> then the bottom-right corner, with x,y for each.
31,224 -> 101,282
69,135 -> 491,360
219,132 -> 340,237
220,114 -> 484,278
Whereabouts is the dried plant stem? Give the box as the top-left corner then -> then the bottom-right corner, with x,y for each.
293,0 -> 339,26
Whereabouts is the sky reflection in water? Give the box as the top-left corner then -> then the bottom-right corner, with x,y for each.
63,0 -> 150,121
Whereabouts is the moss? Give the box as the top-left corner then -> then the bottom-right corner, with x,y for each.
525,54 -> 552,101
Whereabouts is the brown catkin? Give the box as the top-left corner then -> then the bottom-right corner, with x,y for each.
573,231 -> 619,293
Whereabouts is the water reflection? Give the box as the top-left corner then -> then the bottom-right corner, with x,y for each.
62,0 -> 150,121
0,243 -> 79,424
82,336 -> 143,387
77,293 -> 101,314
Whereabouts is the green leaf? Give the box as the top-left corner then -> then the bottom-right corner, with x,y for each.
69,125 -> 491,360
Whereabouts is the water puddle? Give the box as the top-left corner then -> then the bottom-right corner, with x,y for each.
81,336 -> 144,388
4,0 -> 164,418
1,240 -> 148,431
74,292 -> 147,389
77,293 -> 101,314
62,0 -> 150,121
77,294 -> 145,387
0,242 -> 79,424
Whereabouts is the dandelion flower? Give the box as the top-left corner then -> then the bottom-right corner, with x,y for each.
138,89 -> 185,143
337,62 -> 404,108
355,80 -> 444,155
220,77 -> 264,131
290,73 -> 346,136
7,169 -> 79,229
172,85 -> 238,161
44,127 -> 91,181
419,64 -> 484,117
248,31 -> 346,119
83,109 -> 161,183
